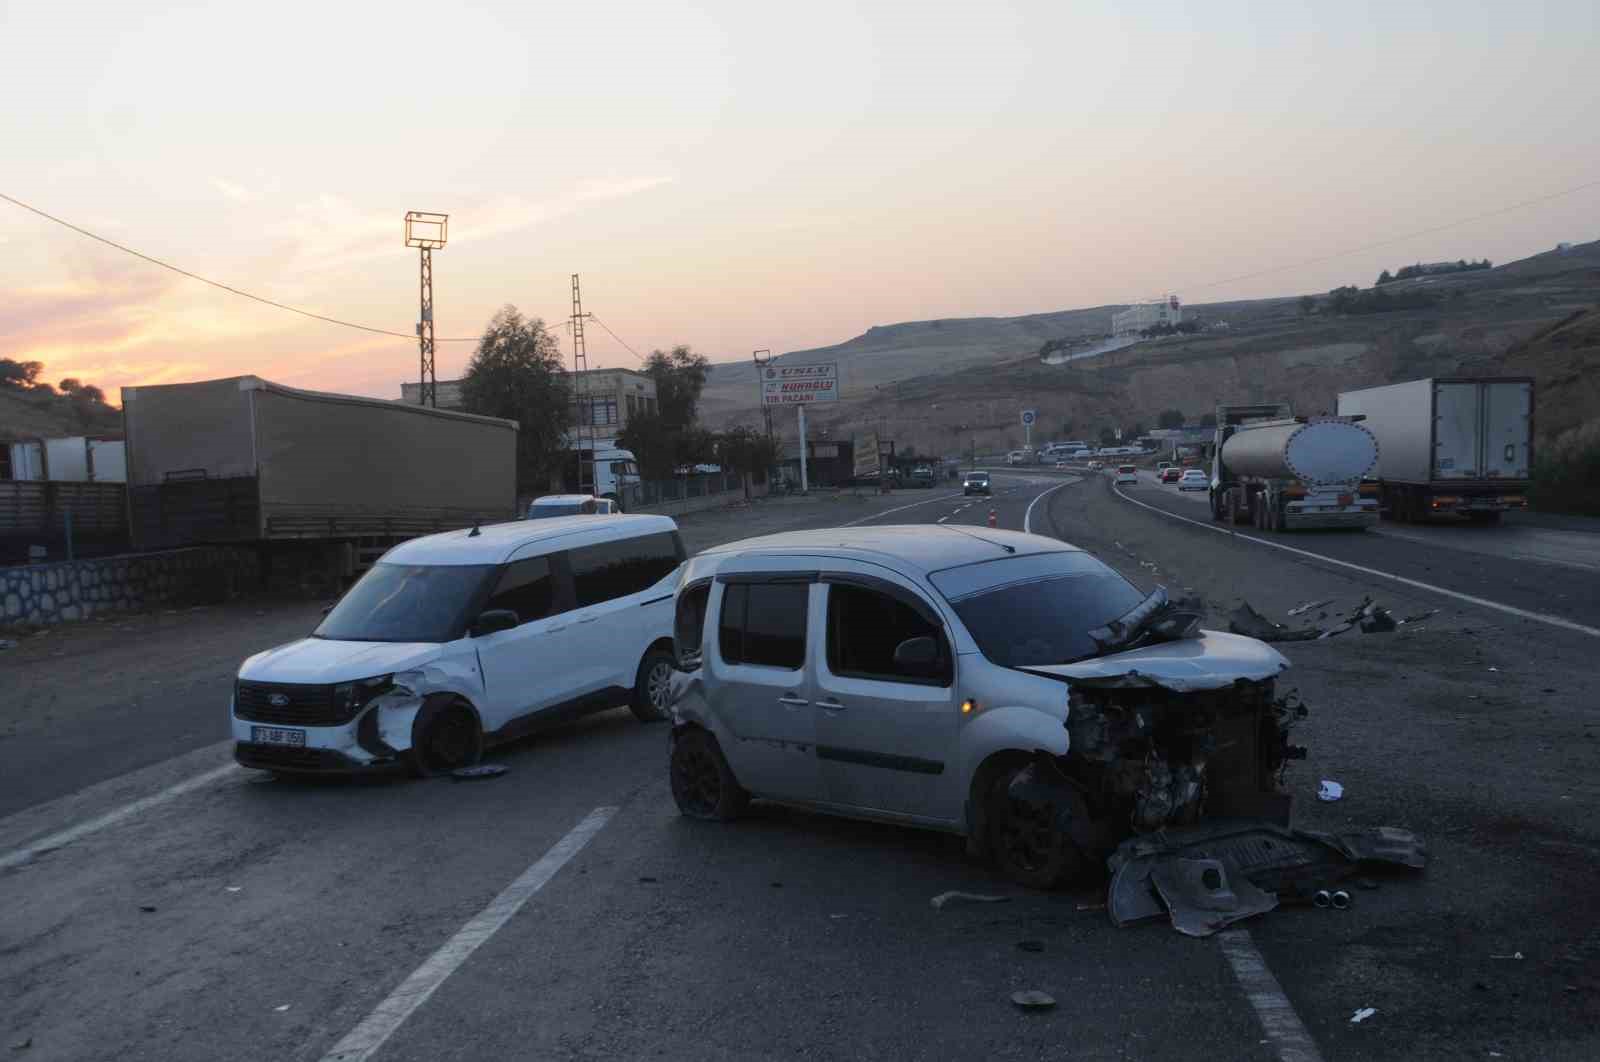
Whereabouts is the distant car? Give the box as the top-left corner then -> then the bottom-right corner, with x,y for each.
907,466 -> 937,489
1115,465 -> 1138,485
1087,460 -> 1104,471
1160,467 -> 1182,483
1055,460 -> 1068,470
527,494 -> 614,519
1157,462 -> 1173,472
963,472 -> 992,496
1179,470 -> 1209,492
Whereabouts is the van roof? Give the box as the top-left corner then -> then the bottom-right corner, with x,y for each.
385,513 -> 678,566
693,524 -> 1080,579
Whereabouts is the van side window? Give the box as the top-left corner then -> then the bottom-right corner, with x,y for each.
675,583 -> 712,666
569,532 -> 684,606
487,557 -> 555,624
718,582 -> 807,669
826,584 -> 950,684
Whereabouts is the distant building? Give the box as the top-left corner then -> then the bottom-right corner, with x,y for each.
1113,296 -> 1188,335
400,368 -> 659,434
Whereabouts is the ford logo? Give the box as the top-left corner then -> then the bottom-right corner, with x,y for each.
267,693 -> 290,708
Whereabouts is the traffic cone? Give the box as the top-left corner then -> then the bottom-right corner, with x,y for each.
987,509 -> 997,528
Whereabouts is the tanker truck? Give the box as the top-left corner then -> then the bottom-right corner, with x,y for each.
1210,403 -> 1379,531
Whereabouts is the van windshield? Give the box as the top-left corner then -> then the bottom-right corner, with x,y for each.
314,563 -> 495,643
929,552 -> 1144,666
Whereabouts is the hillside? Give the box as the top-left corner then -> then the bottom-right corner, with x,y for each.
0,387 -> 123,442
703,239 -> 1600,456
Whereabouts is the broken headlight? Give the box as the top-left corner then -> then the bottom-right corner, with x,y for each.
332,674 -> 394,716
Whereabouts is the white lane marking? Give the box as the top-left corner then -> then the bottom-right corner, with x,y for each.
320,806 -> 617,1062
937,516 -> 950,523
0,762 -> 239,872
1219,929 -> 1325,1062
1111,481 -> 1600,639
841,491 -> 965,526
1023,478 -> 1078,534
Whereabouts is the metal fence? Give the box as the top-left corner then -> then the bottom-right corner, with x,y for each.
624,471 -> 746,510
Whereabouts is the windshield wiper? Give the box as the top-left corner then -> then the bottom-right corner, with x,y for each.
1086,586 -> 1201,655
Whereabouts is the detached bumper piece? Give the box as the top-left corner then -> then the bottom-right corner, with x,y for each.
1106,819 -> 1427,937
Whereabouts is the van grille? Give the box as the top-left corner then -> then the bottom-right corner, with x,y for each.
235,682 -> 350,726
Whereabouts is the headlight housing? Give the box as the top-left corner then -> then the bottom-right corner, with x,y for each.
332,674 -> 394,717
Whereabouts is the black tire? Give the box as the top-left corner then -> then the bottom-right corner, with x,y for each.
409,699 -> 484,778
670,728 -> 748,821
986,771 -> 1090,889
630,648 -> 677,723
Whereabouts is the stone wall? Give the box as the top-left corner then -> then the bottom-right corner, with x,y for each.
1,546 -> 260,628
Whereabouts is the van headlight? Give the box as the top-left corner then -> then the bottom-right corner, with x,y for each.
333,674 -> 394,715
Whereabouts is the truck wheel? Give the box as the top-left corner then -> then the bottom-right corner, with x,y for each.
670,728 -> 748,821
630,648 -> 676,723
409,698 -> 484,777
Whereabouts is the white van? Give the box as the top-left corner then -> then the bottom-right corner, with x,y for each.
232,515 -> 684,775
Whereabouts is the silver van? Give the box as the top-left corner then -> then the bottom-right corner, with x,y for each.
665,525 -> 1301,887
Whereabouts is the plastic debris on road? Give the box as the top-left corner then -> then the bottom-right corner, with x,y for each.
1287,598 -> 1334,617
1350,1007 -> 1377,1023
1011,990 -> 1056,1011
1228,602 -> 1320,642
451,764 -> 508,781
930,890 -> 1010,910
1318,779 -> 1344,802
274,1005 -> 292,1013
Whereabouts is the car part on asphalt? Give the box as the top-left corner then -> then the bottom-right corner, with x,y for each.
1010,990 -> 1056,1011
1314,889 -> 1333,908
1351,1007 -> 1377,1023
929,891 -> 1010,909
1228,601 -> 1321,642
1318,779 -> 1344,802
450,764 -> 508,781
1150,857 -> 1278,937
1332,889 -> 1351,909
1106,820 -> 1427,935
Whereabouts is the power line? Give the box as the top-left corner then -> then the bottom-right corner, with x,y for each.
0,190 -> 484,342
587,314 -> 648,363
1177,175 -> 1600,294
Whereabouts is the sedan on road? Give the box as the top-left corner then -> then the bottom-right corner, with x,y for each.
1179,469 -> 1209,492
665,526 -> 1296,888
963,472 -> 992,496
1115,465 -> 1138,484
1160,467 -> 1182,483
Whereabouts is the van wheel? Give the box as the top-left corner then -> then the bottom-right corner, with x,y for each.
630,648 -> 677,723
409,698 -> 484,777
986,771 -> 1089,889
670,729 -> 748,821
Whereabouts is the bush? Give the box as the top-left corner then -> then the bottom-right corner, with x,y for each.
1531,420 -> 1600,516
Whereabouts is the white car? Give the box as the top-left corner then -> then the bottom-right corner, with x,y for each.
1179,469 -> 1209,492
528,494 -> 614,518
665,526 -> 1295,888
232,515 -> 684,775
1115,465 -> 1138,484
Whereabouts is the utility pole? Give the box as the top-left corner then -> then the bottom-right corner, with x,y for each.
404,213 -> 448,407
798,402 -> 809,494
752,349 -> 775,442
570,274 -> 596,495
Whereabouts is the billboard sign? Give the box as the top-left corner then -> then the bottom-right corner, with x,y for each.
854,431 -> 880,478
762,362 -> 839,406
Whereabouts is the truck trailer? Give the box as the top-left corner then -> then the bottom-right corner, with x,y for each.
123,376 -> 519,554
1210,403 -> 1379,530
1337,377 -> 1533,523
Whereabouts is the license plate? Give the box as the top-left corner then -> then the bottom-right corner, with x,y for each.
252,726 -> 306,747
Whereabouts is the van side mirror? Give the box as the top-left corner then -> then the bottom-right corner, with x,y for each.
471,609 -> 519,637
892,636 -> 942,677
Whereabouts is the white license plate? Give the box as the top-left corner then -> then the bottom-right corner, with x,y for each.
252,726 -> 306,747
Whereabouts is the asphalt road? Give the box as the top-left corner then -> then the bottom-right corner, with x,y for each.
3,473 -> 1597,1061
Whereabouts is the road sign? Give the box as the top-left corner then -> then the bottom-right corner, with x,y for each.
762,362 -> 839,406
1021,409 -> 1036,426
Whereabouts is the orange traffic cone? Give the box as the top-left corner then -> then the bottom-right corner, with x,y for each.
987,509 -> 997,528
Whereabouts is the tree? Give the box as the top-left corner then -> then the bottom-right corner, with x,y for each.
717,426 -> 781,498
1098,426 -> 1117,447
1157,409 -> 1185,430
1199,412 -> 1218,428
1376,269 -> 1394,286
58,377 -> 83,394
0,359 -> 43,388
1298,294 -> 1317,315
1127,422 -> 1146,441
643,345 -> 710,432
459,305 -> 571,498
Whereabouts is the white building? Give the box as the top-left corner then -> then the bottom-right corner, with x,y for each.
1113,296 -> 1188,336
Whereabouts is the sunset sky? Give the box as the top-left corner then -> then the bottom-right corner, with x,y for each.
2,0 -> 1596,403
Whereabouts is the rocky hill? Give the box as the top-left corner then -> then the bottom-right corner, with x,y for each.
703,239 -> 1600,457
0,387 -> 122,442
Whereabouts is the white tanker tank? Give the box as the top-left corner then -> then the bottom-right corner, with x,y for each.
1211,413 -> 1380,531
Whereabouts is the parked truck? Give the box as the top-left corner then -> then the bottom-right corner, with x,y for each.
1210,403 -> 1380,530
1337,377 -> 1533,523
123,376 -> 519,558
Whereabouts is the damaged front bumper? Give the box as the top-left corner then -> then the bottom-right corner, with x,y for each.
1107,820 -> 1428,936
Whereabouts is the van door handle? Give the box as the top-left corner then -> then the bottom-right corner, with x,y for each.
547,622 -> 571,632
815,698 -> 846,711
577,615 -> 598,624
777,695 -> 810,707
